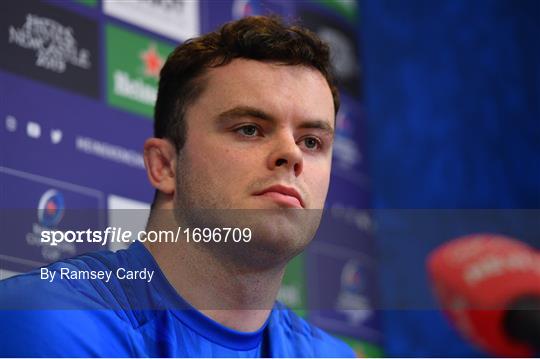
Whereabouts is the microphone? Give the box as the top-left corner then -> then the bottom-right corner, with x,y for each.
427,234 -> 540,357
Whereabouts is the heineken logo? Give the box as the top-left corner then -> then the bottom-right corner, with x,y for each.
113,70 -> 156,105
140,44 -> 164,79
105,24 -> 173,118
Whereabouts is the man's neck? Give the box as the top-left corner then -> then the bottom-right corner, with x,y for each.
144,222 -> 286,332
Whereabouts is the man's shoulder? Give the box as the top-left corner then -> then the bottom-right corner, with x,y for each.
269,302 -> 355,357
0,249 -> 137,356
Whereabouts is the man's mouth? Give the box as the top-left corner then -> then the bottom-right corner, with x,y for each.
254,185 -> 304,208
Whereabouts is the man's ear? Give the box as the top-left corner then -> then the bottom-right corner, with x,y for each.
143,138 -> 177,195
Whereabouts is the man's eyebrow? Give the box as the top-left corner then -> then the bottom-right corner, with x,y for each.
216,105 -> 334,136
298,120 -> 335,137
216,106 -> 276,123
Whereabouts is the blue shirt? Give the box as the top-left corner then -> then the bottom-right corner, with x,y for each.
0,242 -> 354,357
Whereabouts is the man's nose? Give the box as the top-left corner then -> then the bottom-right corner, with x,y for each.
267,132 -> 304,177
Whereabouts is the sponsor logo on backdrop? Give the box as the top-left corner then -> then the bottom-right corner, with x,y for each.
26,121 -> 41,139
8,14 -> 91,74
4,113 -> 63,144
107,195 -> 150,252
319,27 -> 356,80
331,203 -> 372,233
5,115 -> 17,132
75,135 -> 145,169
75,0 -> 98,7
307,241 -> 381,341
140,44 -> 164,78
50,129 -> 63,144
113,70 -> 156,106
38,189 -> 65,227
278,285 -> 301,307
232,0 -> 263,19
0,0 -> 99,98
231,0 -> 291,21
277,254 -> 306,312
26,189 -> 76,261
298,8 -> 361,99
318,0 -> 359,22
336,259 -> 373,325
1,168 -> 104,273
106,24 -> 173,118
103,0 -> 199,42
334,103 -> 362,171
112,43 -> 163,104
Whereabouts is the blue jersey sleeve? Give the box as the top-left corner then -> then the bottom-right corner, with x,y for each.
0,263 -> 141,357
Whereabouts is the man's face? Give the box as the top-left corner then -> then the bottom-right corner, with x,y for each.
174,59 -> 335,263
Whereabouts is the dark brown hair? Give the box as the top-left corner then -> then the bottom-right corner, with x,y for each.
154,15 -> 339,152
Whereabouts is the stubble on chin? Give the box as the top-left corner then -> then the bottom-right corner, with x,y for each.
172,152 -> 323,269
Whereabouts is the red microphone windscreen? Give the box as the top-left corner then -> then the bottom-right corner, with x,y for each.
427,234 -> 540,357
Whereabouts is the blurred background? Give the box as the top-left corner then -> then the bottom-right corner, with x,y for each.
0,0 -> 539,357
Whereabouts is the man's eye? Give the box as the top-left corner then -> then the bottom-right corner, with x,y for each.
302,137 -> 321,150
236,125 -> 259,137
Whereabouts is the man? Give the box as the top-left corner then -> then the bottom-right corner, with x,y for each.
0,16 -> 354,357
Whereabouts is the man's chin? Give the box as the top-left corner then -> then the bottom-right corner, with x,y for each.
211,208 -> 321,265
243,210 -> 321,251
176,205 -> 323,266
231,223 -> 312,268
